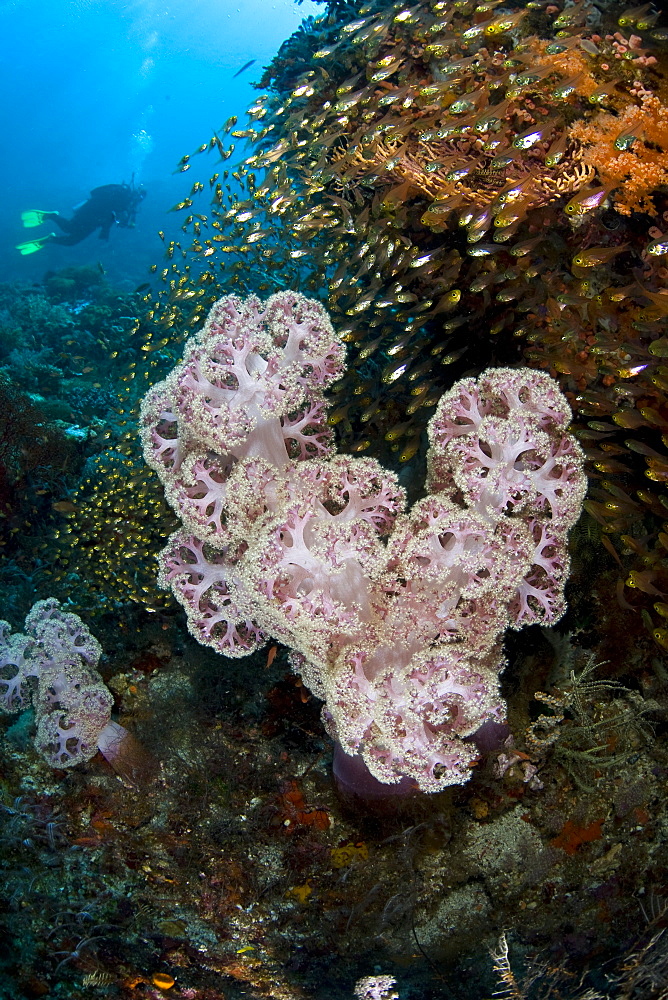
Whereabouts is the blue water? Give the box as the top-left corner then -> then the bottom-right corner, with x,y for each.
0,0 -> 322,287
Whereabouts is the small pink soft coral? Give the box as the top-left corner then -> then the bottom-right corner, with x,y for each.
0,599 -> 110,769
0,599 -> 155,783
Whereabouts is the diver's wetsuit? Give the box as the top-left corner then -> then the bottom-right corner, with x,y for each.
49,184 -> 142,246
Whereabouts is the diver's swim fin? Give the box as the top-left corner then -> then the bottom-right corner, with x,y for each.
15,233 -> 55,255
21,209 -> 58,228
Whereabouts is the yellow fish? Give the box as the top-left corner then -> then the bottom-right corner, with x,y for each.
564,187 -> 609,217
572,245 -> 628,268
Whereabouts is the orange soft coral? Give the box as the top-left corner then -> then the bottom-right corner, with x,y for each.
568,90 -> 668,216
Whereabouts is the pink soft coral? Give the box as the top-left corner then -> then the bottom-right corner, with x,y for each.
140,292 -> 586,793
0,600 -> 155,783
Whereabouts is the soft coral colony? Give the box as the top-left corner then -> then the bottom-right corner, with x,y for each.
569,84 -> 668,217
140,291 -> 586,793
154,0 -> 668,648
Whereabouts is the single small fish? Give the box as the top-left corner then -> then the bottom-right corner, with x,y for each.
398,433 -> 422,463
551,74 -> 584,99
625,438 -> 664,459
605,283 -> 638,301
615,365 -> 654,381
509,235 -> 544,257
385,420 -> 413,442
588,82 -> 620,104
572,244 -> 628,267
469,206 -> 493,231
432,289 -> 462,314
232,59 -> 256,79
496,283 -> 525,302
494,199 -> 529,227
652,628 -> 668,651
646,238 -> 668,256
438,56 -> 475,77
469,272 -> 498,292
245,229 -> 270,243
313,44 -> 341,59
443,315 -> 468,332
341,17 -> 370,34
513,124 -> 551,149
335,88 -> 368,113
614,129 -> 643,151
382,358 -> 411,383
467,243 -> 504,256
467,226 -> 489,244
490,152 -> 518,169
393,5 -> 420,25
446,166 -> 474,181
408,358 -> 436,382
514,65 -> 552,88
492,177 -> 530,210
564,186 -> 609,217
327,403 -> 352,426
627,570 -> 666,596
474,0 -> 504,11
265,645 -> 278,668
473,101 -> 510,132
462,20 -> 488,39
545,36 -> 581,54
545,132 -> 568,167
554,4 -> 590,27
360,400 -> 380,423
335,72 -> 363,98
448,93 -> 485,114
52,501 -> 77,513
423,195 -> 463,217
640,290 -> 668,314
484,9 -> 527,33
439,346 -> 468,364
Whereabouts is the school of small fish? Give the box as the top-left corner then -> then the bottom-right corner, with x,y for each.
145,0 -> 668,640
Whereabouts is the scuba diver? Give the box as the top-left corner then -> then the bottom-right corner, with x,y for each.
17,181 -> 147,255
